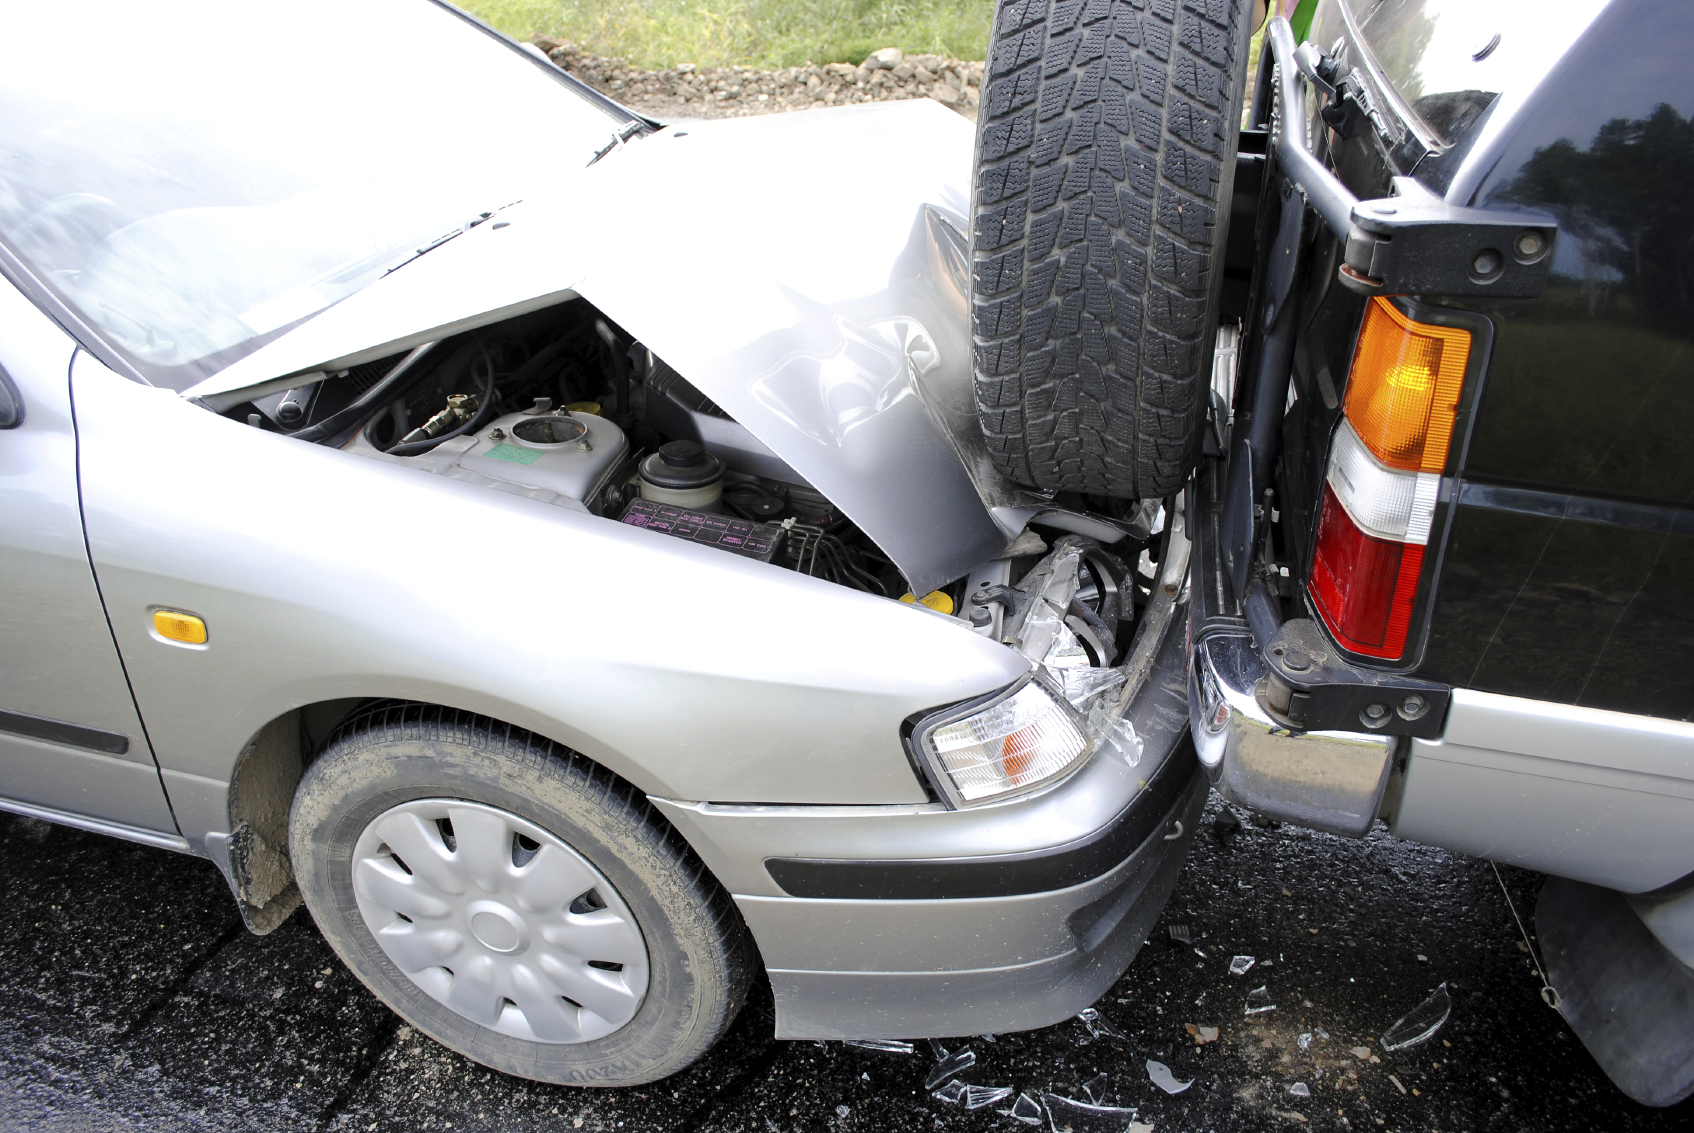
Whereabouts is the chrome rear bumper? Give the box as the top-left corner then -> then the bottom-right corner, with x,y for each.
1188,629 -> 1396,838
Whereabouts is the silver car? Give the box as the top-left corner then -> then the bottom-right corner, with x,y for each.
0,0 -> 1205,1084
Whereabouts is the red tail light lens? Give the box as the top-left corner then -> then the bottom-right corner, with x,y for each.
1309,484 -> 1426,658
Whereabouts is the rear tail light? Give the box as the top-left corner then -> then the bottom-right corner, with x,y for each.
1310,298 -> 1471,659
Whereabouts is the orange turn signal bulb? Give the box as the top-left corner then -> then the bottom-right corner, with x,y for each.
154,609 -> 207,645
1342,297 -> 1471,474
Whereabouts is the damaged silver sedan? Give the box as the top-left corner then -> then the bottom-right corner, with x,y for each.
0,0 -> 1215,1084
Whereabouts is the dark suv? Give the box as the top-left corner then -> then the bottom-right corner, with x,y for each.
969,0 -> 1694,1108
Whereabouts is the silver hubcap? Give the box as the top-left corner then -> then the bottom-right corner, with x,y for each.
351,799 -> 649,1044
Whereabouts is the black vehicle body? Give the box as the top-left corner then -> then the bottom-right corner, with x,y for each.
1190,0 -> 1694,1108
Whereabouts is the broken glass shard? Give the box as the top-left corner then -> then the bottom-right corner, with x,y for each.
1080,1072 -> 1109,1105
835,1105 -> 850,1118
1041,1093 -> 1140,1133
1314,1025 -> 1329,1039
1075,1007 -> 1128,1040
1146,1059 -> 1193,1094
927,1038 -> 949,1059
932,1079 -> 967,1104
1244,986 -> 1276,1015
1003,1093 -> 1044,1125
1297,1032 -> 1312,1051
1229,955 -> 1256,976
923,1048 -> 976,1090
964,1085 -> 1014,1110
1289,1082 -> 1311,1098
1381,982 -> 1451,1051
844,1039 -> 914,1054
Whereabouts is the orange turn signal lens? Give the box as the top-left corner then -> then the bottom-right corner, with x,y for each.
1342,297 -> 1471,474
153,609 -> 207,645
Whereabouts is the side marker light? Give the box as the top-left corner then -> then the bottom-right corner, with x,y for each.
154,610 -> 207,645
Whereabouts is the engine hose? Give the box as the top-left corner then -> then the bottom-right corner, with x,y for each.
386,339 -> 498,457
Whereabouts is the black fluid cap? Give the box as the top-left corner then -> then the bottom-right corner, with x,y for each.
641,440 -> 724,490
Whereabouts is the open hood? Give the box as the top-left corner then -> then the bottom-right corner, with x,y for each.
188,100 -> 1048,593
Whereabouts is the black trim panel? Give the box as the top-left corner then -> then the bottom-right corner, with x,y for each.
0,708 -> 129,756
764,737 -> 1201,901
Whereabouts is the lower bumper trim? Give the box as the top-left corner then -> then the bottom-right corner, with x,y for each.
764,738 -> 1200,900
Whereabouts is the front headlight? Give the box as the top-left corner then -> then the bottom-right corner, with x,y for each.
912,676 -> 1092,807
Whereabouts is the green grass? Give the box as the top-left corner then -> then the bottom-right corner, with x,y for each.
457,0 -> 994,70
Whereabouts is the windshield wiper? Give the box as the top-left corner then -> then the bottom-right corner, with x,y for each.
380,201 -> 522,277
589,120 -> 647,167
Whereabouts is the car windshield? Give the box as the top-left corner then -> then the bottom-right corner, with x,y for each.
0,0 -> 629,389
1338,0 -> 1603,146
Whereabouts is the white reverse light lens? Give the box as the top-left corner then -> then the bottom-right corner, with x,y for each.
1326,419 -> 1440,545
922,680 -> 1089,804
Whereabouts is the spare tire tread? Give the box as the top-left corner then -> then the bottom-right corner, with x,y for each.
972,0 -> 1249,498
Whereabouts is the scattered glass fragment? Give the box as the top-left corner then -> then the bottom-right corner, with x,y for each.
1229,955 -> 1256,976
1168,924 -> 1192,944
1245,986 -> 1276,1015
981,1033 -> 999,1043
1076,1008 -> 1128,1040
1381,982 -> 1452,1051
1297,1032 -> 1312,1051
1081,1072 -> 1109,1104
766,1118 -> 782,1133
924,1048 -> 976,1090
1289,1082 -> 1311,1098
860,1073 -> 869,1081
1147,1059 -> 1193,1094
1314,1026 -> 1330,1039
1041,1092 -> 1140,1133
965,1085 -> 1014,1110
1002,1093 -> 1043,1125
928,1038 -> 949,1059
932,1080 -> 967,1104
835,1105 -> 850,1119
845,1039 -> 914,1054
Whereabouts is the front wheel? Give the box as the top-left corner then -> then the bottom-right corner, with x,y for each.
289,703 -> 754,1085
971,0 -> 1254,499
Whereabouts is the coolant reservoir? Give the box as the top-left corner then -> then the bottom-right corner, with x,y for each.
450,410 -> 627,502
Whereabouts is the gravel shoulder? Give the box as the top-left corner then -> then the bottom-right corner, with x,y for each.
534,39 -> 983,122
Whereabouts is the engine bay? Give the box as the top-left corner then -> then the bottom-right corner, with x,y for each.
221,298 -> 1172,684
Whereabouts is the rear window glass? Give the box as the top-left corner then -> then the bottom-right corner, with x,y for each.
1337,0 -> 1605,145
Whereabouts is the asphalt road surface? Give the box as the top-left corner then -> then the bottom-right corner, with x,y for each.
2,796 -> 1689,1133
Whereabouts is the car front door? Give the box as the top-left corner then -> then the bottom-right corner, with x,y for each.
0,275 -> 176,837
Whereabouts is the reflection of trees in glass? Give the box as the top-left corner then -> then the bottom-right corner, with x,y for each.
1502,104 -> 1694,329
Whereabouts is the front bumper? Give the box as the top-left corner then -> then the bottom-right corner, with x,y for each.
651,517 -> 1207,1040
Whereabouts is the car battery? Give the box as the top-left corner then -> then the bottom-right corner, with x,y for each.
618,498 -> 785,563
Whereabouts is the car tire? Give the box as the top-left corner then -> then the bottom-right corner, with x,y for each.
289,701 -> 754,1086
971,0 -> 1254,499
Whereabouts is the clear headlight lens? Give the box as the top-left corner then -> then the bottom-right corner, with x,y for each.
915,678 -> 1090,806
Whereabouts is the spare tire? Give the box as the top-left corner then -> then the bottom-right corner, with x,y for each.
971,0 -> 1254,499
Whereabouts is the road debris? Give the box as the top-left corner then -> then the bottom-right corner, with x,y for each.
1042,1091 -> 1142,1132
1381,982 -> 1452,1051
844,1039 -> 913,1054
1168,924 -> 1192,943
1229,955 -> 1256,976
1077,1007 -> 1129,1040
1146,1060 -> 1193,1094
931,1080 -> 966,1104
1186,1024 -> 1220,1044
924,1047 -> 975,1090
1000,1093 -> 1044,1125
1289,1082 -> 1311,1097
1081,1073 -> 1109,1104
964,1085 -> 1014,1110
1351,1046 -> 1372,1061
1388,1074 -> 1407,1095
1297,1032 -> 1312,1051
1245,986 -> 1276,1015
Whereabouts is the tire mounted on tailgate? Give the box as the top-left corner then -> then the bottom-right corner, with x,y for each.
971,0 -> 1253,499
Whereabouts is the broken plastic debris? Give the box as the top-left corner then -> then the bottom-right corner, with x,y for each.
923,1047 -> 976,1090
1146,1060 -> 1193,1095
1229,955 -> 1256,976
844,1039 -> 914,1054
1076,1007 -> 1129,1040
1381,982 -> 1452,1051
965,1085 -> 1014,1110
1002,1092 -> 1043,1125
1167,925 -> 1192,943
932,1080 -> 967,1104
1059,664 -> 1126,709
1095,712 -> 1144,766
1289,1082 -> 1311,1098
1041,1092 -> 1141,1133
1244,986 -> 1276,1015
1080,1073 -> 1109,1105
1297,1032 -> 1312,1051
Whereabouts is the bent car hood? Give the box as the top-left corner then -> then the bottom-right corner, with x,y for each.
188,100 -> 1041,593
